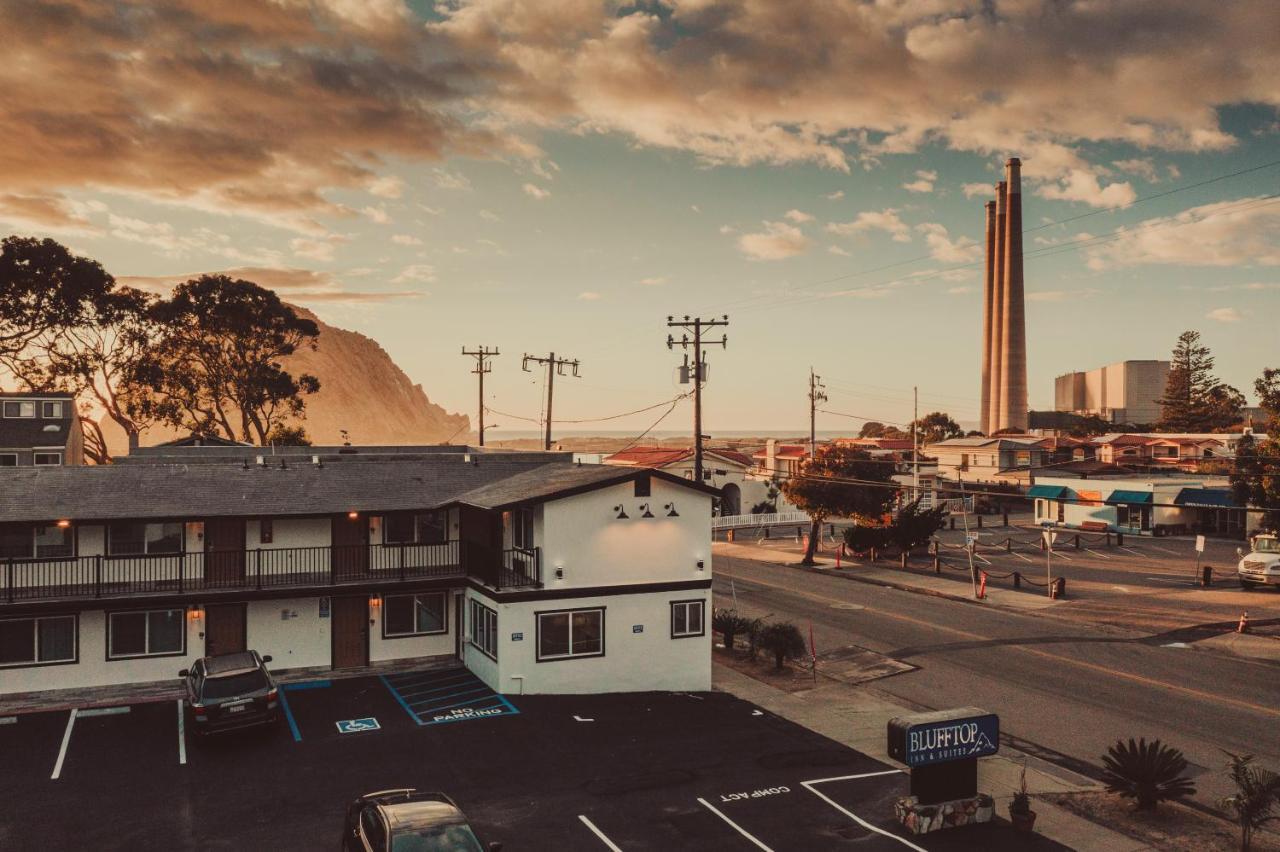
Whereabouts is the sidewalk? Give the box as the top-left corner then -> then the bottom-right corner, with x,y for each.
716,540 -> 1063,612
713,662 -> 1151,851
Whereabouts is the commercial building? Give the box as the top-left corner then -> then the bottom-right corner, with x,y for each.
0,392 -> 84,467
1030,475 -> 1242,537
1053,360 -> 1169,425
0,447 -> 716,697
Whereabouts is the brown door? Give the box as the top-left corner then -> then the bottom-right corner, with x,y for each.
205,519 -> 246,588
331,596 -> 368,669
205,603 -> 246,656
331,515 -> 369,581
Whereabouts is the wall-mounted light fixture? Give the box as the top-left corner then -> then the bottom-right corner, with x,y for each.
188,605 -> 204,620
613,504 -> 630,520
369,594 -> 382,607
638,503 -> 655,519
696,559 -> 705,572
347,510 -> 360,520
555,564 -> 564,580
55,519 -> 71,528
664,503 -> 679,518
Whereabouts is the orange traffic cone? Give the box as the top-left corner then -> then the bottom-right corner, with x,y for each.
1237,611 -> 1250,634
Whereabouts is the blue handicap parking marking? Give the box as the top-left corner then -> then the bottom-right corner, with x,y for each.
380,668 -> 519,727
335,717 -> 381,734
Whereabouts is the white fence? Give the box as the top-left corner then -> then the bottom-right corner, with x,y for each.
712,511 -> 811,530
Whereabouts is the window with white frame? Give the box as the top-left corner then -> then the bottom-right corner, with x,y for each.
671,600 -> 705,639
468,599 -> 498,659
107,609 -> 185,659
107,521 -> 183,555
508,507 -> 534,549
537,608 -> 604,661
2,401 -> 35,418
0,614 -> 77,667
41,401 -> 64,418
383,593 -> 447,638
33,452 -> 61,466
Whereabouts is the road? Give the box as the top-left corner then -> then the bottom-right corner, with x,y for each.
713,550 -> 1280,810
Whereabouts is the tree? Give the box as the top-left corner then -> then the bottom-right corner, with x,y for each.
887,499 -> 948,552
843,522 -> 890,553
911,411 -> 963,445
781,444 -> 897,565
1066,414 -> 1113,438
266,424 -> 313,446
756,621 -> 807,670
0,236 -> 115,365
1101,738 -> 1196,811
712,609 -> 754,651
859,421 -> 886,438
1158,330 -> 1239,432
1207,384 -> 1247,432
127,276 -> 321,445
1232,368 -> 1280,532
1220,752 -> 1280,852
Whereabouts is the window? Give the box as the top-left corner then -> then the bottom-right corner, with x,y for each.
33,452 -> 61,466
0,615 -> 77,667
259,519 -> 273,544
108,522 -> 183,555
671,600 -> 705,639
634,475 -> 651,497
1056,500 -> 1065,522
1035,499 -> 1046,519
510,508 -> 534,549
0,524 -> 72,559
958,454 -> 969,471
537,608 -> 604,661
41,401 -> 63,418
384,511 -> 448,545
468,600 -> 498,659
1015,451 -> 1031,467
108,609 -> 185,658
383,593 -> 447,638
2,401 -> 35,418
359,806 -> 387,850
0,454 -> 16,467
34,524 -> 72,558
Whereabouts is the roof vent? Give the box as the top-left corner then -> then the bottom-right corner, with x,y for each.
278,458 -> 287,469
312,455 -> 322,467
463,454 -> 471,463
255,455 -> 266,466
42,424 -> 61,433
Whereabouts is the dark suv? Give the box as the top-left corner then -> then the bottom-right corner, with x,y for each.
179,650 -> 280,733
342,790 -> 500,851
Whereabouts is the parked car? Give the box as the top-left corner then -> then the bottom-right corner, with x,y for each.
179,650 -> 280,733
342,789 -> 500,851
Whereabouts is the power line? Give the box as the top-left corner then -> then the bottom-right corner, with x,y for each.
461,345 -> 499,447
611,393 -> 692,457
668,315 -> 729,482
522,352 -> 580,450
483,393 -> 690,425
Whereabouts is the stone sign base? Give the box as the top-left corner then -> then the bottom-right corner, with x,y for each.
894,793 -> 994,835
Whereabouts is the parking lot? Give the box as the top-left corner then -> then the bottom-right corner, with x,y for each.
0,666 -> 1068,850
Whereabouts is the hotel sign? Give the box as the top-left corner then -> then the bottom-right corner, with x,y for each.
887,708 -> 999,768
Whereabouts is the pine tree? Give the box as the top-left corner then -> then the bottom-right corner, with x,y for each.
1232,369 -> 1280,532
1158,331 -> 1239,432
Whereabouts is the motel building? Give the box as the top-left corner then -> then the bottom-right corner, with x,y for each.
1029,475 -> 1244,538
0,447 -> 716,698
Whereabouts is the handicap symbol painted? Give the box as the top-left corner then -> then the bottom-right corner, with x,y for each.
335,717 -> 381,734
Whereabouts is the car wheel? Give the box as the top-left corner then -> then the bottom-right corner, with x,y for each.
1240,580 -> 1256,590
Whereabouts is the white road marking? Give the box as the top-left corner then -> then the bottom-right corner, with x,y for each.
1052,550 -> 1073,561
1162,642 -> 1190,648
573,715 -> 595,722
1120,547 -> 1144,556
578,815 -> 623,851
801,771 -> 927,851
1145,577 -> 1191,584
1111,586 -> 1130,593
51,708 -> 77,780
79,706 -> 129,718
1010,551 -> 1033,564
1085,548 -> 1112,561
176,699 -> 187,766
1149,545 -> 1180,556
697,797 -> 775,851
973,553 -> 992,565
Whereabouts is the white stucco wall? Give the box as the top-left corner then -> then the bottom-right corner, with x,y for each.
369,590 -> 459,664
245,597 -> 333,670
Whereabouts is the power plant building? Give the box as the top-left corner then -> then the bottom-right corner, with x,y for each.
980,159 -> 1028,435
1053,360 -> 1169,425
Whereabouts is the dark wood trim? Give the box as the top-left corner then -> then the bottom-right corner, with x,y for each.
534,605 -> 605,663
104,606 -> 188,662
204,602 -> 248,656
471,577 -> 712,604
669,598 -> 706,639
379,590 -> 449,640
0,611 -> 79,669
329,595 -> 369,669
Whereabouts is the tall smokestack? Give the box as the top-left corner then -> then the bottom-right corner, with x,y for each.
980,200 -> 996,436
999,158 -> 1027,432
988,180 -> 1007,434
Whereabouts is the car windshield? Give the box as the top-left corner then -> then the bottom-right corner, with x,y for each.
390,824 -> 484,852
200,670 -> 268,700
1256,538 -> 1280,554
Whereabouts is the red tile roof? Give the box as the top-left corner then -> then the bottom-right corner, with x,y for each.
604,446 -> 754,469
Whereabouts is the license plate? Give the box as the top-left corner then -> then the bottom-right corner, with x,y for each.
227,705 -> 246,714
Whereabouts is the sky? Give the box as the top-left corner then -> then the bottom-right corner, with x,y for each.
2,0 -> 1279,435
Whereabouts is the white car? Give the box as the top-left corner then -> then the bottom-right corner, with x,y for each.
1238,534 -> 1280,589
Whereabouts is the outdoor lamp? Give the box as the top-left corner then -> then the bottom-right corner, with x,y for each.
664,503 -> 679,518
56,519 -> 71,528
613,504 -> 630,520
639,503 -> 655,519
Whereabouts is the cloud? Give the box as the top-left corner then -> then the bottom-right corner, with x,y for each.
392,264 -> 436,284
1038,169 -> 1136,208
736,220 -> 813,261
362,206 -> 392,225
825,190 -> 844,201
962,183 -> 992,199
290,236 -> 345,263
947,285 -> 972,295
784,209 -> 814,223
391,234 -> 423,246
117,266 -> 424,304
367,176 -> 404,199
1087,196 -> 1280,269
578,291 -> 602,300
1112,158 -> 1160,182
432,169 -> 473,191
479,209 -> 502,222
1207,306 -> 1242,323
827,245 -> 851,256
826,209 -> 911,242
522,183 -> 551,200
902,169 -> 937,193
0,193 -> 97,232
690,204 -> 701,213
718,224 -> 736,234
638,276 -> 668,286
916,222 -> 979,263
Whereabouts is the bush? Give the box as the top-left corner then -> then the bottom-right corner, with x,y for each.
712,608 -> 755,651
1220,751 -> 1280,852
1101,738 -> 1196,811
888,499 -> 947,552
756,621 -> 808,670
843,522 -> 890,553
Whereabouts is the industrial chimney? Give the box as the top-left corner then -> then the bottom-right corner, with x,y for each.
998,158 -> 1027,433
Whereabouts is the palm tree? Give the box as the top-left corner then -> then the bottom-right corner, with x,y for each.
1220,752 -> 1280,851
1100,738 -> 1196,810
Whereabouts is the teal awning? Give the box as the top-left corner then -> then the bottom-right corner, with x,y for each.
1027,485 -> 1069,499
1106,490 -> 1153,505
1174,488 -> 1237,508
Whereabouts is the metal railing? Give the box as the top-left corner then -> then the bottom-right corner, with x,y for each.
712,511 -> 810,530
461,543 -> 542,590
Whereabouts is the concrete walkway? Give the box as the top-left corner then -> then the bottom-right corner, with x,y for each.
713,662 -> 1151,851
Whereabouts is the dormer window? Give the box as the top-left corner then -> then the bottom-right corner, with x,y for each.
42,401 -> 63,418
2,401 -> 34,418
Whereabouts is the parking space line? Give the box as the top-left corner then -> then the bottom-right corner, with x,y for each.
800,770 -> 926,852
1120,547 -> 1144,556
380,675 -> 425,726
79,705 -> 129,718
278,688 -> 303,743
396,678 -> 481,699
0,716 -> 16,725
696,797 -> 774,851
1149,545 -> 1180,556
1010,551 -> 1033,563
1086,548 -> 1111,560
577,815 -> 623,851
282,679 -> 331,691
51,708 -> 77,780
413,687 -> 493,711
176,699 -> 187,766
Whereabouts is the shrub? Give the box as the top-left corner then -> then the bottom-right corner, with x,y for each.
1220,751 -> 1280,852
1101,738 -> 1196,811
887,499 -> 948,552
843,522 -> 890,553
1010,763 -> 1032,816
756,621 -> 808,670
712,608 -> 754,651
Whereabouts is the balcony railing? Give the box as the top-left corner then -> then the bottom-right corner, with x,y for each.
1,539 -> 544,605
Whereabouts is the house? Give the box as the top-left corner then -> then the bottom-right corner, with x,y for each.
752,440 -> 810,480
927,436 -> 1050,484
603,445 -> 763,515
0,448 -> 717,697
0,392 -> 84,467
1030,475 -> 1242,537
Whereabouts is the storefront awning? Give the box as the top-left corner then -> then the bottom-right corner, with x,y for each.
1174,488 -> 1237,508
1105,490 -> 1153,505
1027,485 -> 1069,499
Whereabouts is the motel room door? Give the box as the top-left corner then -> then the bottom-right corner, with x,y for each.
331,596 -> 369,669
204,603 -> 247,656
331,515 -> 370,581
204,519 -> 246,588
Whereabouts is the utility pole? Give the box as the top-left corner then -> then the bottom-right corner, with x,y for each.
808,368 -> 826,459
667,315 -> 728,483
522,352 -> 580,450
912,386 -> 920,498
461,346 -> 499,446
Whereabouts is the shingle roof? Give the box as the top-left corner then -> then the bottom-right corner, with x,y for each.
447,464 -> 719,511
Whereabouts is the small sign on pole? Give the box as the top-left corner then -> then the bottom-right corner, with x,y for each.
1195,535 -> 1206,554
